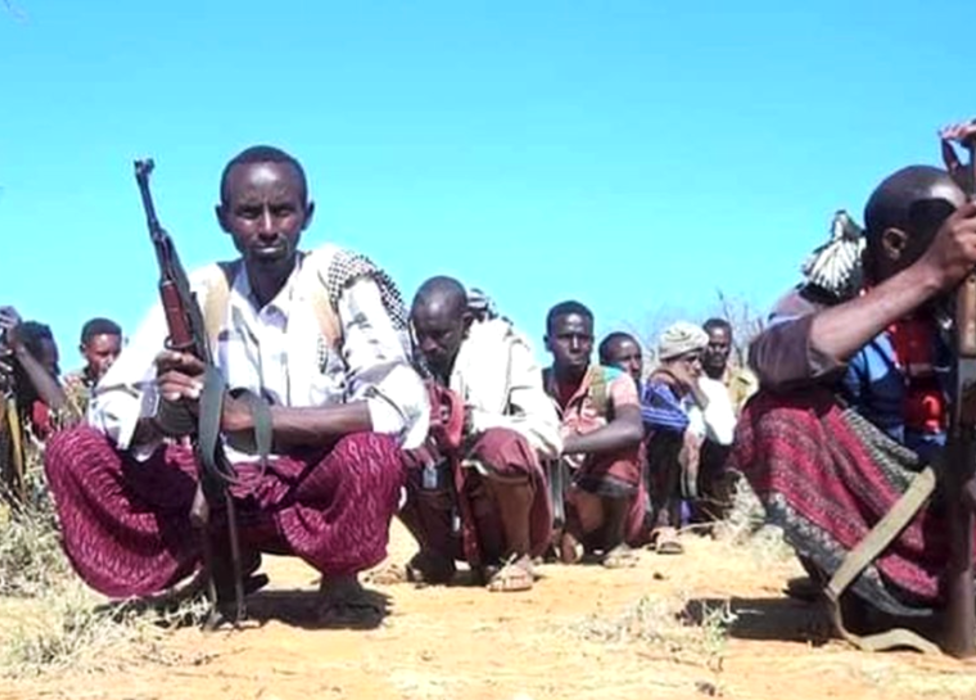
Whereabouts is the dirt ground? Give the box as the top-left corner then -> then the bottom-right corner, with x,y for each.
3,522 -> 976,700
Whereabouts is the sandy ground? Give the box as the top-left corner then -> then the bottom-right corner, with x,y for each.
3,522 -> 976,700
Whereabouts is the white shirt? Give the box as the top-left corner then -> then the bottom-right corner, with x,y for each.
447,318 -> 562,459
686,376 -> 736,446
89,253 -> 430,460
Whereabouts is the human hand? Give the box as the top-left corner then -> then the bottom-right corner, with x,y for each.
940,119 -> 976,191
0,306 -> 24,350
152,350 -> 205,436
154,350 -> 205,402
915,201 -> 976,292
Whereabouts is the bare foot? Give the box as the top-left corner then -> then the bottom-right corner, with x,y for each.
317,575 -> 385,627
486,555 -> 535,593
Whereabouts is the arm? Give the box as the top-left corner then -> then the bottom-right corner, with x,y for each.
640,378 -> 691,433
0,307 -> 66,411
88,300 -> 170,456
808,263 -> 942,366
563,404 -> 644,455
563,375 -> 644,455
225,401 -> 372,450
806,202 -> 976,370
12,343 -> 66,410
226,277 -> 428,449
747,291 -> 846,390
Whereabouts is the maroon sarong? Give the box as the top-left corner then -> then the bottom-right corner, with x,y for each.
402,427 -> 552,566
44,426 -> 404,598
732,389 -> 966,615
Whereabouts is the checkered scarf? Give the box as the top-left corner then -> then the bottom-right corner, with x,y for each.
323,249 -> 409,331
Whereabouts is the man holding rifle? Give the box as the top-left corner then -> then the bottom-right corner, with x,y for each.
43,145 -> 429,624
734,125 -> 976,652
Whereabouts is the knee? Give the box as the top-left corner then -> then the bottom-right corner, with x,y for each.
468,428 -> 536,476
332,432 -> 401,475
43,425 -> 105,480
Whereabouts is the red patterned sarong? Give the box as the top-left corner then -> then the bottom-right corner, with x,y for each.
402,427 -> 552,565
44,426 -> 404,598
732,389 -> 966,616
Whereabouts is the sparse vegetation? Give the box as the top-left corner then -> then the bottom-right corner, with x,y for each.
0,439 -> 212,679
571,592 -> 738,696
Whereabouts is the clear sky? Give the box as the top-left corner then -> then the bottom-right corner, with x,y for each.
1,0 -> 974,369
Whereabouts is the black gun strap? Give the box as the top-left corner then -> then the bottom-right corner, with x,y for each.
195,365 -> 274,628
198,365 -> 230,484
198,366 -> 274,484
236,390 -> 274,468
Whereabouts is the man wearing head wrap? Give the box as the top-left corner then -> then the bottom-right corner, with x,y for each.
734,160 -> 976,642
641,322 -> 736,553
403,276 -> 561,592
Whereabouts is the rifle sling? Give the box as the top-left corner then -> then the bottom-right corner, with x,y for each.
198,365 -> 274,487
824,465 -> 940,654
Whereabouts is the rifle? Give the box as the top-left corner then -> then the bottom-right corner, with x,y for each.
944,137 -> 976,658
133,159 -> 246,628
0,373 -> 26,504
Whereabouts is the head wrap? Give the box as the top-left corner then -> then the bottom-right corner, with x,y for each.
657,322 -> 708,361
466,287 -> 499,322
800,210 -> 865,302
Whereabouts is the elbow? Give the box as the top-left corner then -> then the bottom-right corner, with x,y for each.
622,422 -> 644,448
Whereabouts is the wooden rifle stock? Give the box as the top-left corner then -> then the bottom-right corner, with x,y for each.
944,139 -> 976,658
133,159 -> 246,628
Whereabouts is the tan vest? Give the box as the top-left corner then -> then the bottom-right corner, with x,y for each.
197,245 -> 343,357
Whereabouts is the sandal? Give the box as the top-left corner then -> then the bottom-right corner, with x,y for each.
363,564 -> 408,586
486,556 -> 535,593
601,544 -> 639,569
650,527 -> 684,555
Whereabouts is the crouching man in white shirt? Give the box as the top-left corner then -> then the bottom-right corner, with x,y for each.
43,146 -> 429,625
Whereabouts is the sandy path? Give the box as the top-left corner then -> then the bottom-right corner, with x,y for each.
3,522 -> 976,700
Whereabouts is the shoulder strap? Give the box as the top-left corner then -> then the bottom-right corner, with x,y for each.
589,366 -> 609,418
201,261 -> 240,355
823,465 -> 940,653
200,256 -> 342,353
298,248 -> 342,349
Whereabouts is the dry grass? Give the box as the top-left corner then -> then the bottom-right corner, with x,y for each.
568,592 -> 738,697
0,438 -> 71,597
711,473 -> 794,567
0,440 -> 216,679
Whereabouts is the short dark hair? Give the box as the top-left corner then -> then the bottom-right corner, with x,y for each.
598,331 -> 638,365
863,165 -> 958,255
546,300 -> 593,335
703,318 -> 731,336
19,321 -> 54,360
412,276 -> 468,317
220,145 -> 308,204
80,317 -> 121,345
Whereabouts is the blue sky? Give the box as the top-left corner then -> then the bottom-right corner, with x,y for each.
1,0 -> 974,368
